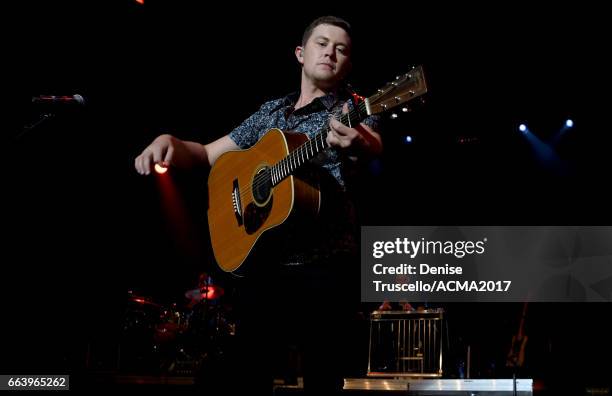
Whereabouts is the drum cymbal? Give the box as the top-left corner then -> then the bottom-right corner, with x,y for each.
185,285 -> 224,301
128,295 -> 161,308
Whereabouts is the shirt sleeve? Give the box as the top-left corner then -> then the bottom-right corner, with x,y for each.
228,103 -> 270,149
361,114 -> 381,131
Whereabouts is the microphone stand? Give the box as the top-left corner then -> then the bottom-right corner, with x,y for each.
14,111 -> 55,141
14,94 -> 85,141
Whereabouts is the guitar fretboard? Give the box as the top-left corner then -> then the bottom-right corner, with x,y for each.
270,102 -> 367,185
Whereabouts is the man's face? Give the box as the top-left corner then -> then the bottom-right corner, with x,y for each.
296,24 -> 352,90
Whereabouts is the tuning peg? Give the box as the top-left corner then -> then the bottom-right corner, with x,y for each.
402,107 -> 410,112
390,113 -> 398,119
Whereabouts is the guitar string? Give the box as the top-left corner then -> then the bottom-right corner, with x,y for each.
236,71 -> 420,202
240,101 -> 366,203
247,101 -> 366,193
235,101 -> 367,204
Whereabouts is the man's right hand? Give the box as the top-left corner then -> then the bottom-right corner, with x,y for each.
134,134 -> 239,175
135,134 -> 201,175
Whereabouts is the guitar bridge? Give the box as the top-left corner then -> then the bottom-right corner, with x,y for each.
232,179 -> 243,226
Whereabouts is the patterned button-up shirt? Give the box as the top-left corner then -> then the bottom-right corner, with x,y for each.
228,91 -> 380,266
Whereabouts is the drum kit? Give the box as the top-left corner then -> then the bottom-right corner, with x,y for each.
121,272 -> 235,374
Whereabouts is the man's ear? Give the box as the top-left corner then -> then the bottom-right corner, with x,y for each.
295,46 -> 304,65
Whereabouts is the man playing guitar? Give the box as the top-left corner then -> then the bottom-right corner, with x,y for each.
135,16 -> 382,395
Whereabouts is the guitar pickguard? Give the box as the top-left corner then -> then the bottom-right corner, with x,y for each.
244,196 -> 273,235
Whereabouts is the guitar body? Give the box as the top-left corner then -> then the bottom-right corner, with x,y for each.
506,334 -> 528,368
506,302 -> 528,369
207,128 -> 321,272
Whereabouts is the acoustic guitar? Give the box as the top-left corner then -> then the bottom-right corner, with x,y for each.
506,302 -> 528,369
208,66 -> 428,272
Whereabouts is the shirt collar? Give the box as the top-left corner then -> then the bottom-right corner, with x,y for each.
280,91 -> 343,112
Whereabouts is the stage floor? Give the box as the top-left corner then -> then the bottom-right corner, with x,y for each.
343,378 -> 533,394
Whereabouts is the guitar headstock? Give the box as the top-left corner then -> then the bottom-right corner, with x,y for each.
365,65 -> 428,116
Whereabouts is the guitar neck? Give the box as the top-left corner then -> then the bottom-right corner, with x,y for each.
270,101 -> 368,186
268,66 -> 427,186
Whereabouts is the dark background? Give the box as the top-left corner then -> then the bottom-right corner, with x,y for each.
3,0 -> 611,392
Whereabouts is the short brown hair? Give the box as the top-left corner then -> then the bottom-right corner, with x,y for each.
301,16 -> 353,47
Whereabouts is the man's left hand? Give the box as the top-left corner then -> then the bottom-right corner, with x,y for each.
326,103 -> 382,155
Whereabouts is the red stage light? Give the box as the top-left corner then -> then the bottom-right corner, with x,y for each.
154,163 -> 168,174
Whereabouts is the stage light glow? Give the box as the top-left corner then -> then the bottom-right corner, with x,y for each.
155,163 -> 168,174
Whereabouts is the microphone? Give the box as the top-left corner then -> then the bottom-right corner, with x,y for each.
32,94 -> 86,106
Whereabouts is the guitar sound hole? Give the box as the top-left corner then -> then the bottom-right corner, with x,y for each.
252,167 -> 272,205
